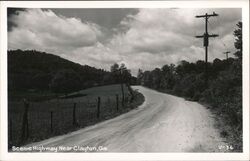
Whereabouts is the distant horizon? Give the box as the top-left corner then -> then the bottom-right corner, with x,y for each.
8,8 -> 241,76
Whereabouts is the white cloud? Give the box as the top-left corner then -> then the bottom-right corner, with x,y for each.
8,8 -> 241,76
107,8 -> 241,75
67,42 -> 122,70
105,9 -> 203,74
8,9 -> 102,52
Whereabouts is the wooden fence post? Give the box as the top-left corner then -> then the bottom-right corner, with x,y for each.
97,97 -> 101,118
21,99 -> 29,141
116,94 -> 119,111
50,111 -> 53,133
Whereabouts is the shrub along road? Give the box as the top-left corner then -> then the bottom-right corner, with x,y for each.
26,86 -> 227,152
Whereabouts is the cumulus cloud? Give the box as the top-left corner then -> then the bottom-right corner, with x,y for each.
67,42 -> 122,70
8,8 -> 241,76
107,8 -> 241,75
8,9 -> 102,53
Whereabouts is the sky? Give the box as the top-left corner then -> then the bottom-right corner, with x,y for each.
8,8 -> 241,76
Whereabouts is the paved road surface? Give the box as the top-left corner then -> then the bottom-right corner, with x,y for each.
27,86 -> 226,152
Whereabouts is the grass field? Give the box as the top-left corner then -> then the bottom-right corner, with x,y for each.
8,84 -> 145,148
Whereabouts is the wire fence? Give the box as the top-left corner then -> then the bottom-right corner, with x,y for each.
8,94 -> 132,148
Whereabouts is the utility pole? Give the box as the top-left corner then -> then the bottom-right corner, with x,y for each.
223,51 -> 230,60
195,12 -> 219,84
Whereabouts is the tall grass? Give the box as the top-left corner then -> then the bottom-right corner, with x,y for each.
8,84 -> 145,149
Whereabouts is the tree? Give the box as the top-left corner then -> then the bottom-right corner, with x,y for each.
160,64 -> 176,90
110,63 -> 120,83
137,69 -> 144,85
120,64 -> 135,102
110,63 -> 126,105
141,71 -> 153,87
151,68 -> 162,89
231,21 -> 243,86
49,69 -> 81,94
110,63 -> 134,104
234,21 -> 242,59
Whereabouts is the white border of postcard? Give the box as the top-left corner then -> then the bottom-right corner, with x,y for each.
0,0 -> 249,161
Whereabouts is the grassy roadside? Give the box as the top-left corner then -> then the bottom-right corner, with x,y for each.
8,84 -> 145,149
200,102 -> 242,152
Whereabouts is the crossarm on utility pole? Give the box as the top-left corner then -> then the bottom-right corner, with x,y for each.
195,35 -> 204,38
208,34 -> 219,37
195,34 -> 219,39
195,12 -> 219,86
195,12 -> 219,18
223,51 -> 231,60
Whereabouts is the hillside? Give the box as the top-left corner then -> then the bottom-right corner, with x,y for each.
8,50 -> 113,92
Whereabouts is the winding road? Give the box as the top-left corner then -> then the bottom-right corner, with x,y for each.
27,86 -> 226,152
